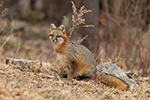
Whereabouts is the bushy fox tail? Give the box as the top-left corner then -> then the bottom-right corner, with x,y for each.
95,72 -> 129,91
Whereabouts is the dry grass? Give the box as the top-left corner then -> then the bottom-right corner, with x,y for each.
64,1 -> 94,40
0,63 -> 149,100
97,0 -> 150,76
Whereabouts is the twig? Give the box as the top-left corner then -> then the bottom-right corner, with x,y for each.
0,34 -> 13,49
14,42 -> 21,59
77,35 -> 88,44
6,58 -> 51,67
68,1 -> 94,38
76,25 -> 94,28
63,16 -> 71,31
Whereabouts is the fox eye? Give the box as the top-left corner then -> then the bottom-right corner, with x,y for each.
56,36 -> 62,38
49,34 -> 54,37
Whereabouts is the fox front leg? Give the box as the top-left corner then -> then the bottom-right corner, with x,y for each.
66,66 -> 73,81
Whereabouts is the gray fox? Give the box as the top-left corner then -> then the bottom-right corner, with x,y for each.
48,23 -> 129,90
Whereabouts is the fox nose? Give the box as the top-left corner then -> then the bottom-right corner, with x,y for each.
52,39 -> 55,42
52,39 -> 57,42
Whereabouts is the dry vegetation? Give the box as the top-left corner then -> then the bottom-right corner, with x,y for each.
0,1 -> 150,100
0,63 -> 149,100
97,0 -> 150,77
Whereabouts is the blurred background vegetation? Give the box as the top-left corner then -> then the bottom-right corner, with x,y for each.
0,0 -> 150,76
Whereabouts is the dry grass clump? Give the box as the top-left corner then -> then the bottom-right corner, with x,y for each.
97,0 -> 150,76
0,7 -> 8,33
64,1 -> 94,41
0,7 -> 9,62
0,8 -> 7,17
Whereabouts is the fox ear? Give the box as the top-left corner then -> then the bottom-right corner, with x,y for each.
50,23 -> 56,31
58,25 -> 65,33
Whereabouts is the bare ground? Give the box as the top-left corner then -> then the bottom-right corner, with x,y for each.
0,60 -> 149,100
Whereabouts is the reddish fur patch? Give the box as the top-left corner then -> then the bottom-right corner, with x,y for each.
55,32 -> 69,53
72,59 -> 89,78
95,72 -> 128,91
48,32 -> 51,37
58,53 -> 90,79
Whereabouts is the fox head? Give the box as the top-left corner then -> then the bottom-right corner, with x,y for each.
48,23 -> 68,52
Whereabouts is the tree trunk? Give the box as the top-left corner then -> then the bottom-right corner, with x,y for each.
79,0 -> 100,54
43,0 -> 71,24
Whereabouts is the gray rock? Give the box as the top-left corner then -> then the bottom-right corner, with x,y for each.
10,20 -> 31,31
96,62 -> 139,90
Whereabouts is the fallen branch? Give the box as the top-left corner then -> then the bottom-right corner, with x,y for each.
6,58 -> 51,67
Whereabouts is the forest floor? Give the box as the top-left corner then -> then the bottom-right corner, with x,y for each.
0,62 -> 149,100
0,20 -> 150,100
